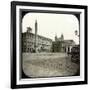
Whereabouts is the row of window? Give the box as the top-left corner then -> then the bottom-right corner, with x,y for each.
23,41 -> 52,46
23,34 -> 52,43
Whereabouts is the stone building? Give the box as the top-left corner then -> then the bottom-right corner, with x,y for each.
22,20 -> 52,53
52,34 -> 75,53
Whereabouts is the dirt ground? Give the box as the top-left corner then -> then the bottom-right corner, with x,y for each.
22,53 -> 79,78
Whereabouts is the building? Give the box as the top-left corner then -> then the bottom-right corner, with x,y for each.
22,20 -> 75,53
52,34 -> 75,53
22,20 -> 52,53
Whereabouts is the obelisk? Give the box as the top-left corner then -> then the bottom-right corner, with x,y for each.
35,20 -> 37,52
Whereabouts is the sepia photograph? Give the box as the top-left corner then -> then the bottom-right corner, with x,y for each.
11,1 -> 87,89
22,12 -> 80,78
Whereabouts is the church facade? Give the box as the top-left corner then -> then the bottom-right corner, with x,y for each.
52,34 -> 76,53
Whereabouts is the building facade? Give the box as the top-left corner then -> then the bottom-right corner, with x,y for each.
52,34 -> 75,53
22,20 -> 75,53
22,21 -> 52,53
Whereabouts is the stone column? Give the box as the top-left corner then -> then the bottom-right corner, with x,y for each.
35,20 -> 37,52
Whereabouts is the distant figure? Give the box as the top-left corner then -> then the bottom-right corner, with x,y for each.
67,47 -> 70,56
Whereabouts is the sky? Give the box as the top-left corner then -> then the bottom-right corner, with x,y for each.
22,13 -> 79,44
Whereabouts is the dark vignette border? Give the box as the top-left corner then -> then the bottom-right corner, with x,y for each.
20,9 -> 80,79
11,1 -> 88,89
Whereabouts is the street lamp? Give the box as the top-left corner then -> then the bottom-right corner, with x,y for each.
75,30 -> 79,37
75,30 -> 80,45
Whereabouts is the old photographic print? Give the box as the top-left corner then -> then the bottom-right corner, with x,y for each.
21,12 -> 80,78
11,1 -> 87,88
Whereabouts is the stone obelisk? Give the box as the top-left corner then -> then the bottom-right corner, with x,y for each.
35,20 -> 37,52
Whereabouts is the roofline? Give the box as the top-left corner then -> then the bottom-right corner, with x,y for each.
22,32 -> 52,41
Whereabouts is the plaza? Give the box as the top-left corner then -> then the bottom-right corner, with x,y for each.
22,52 -> 79,78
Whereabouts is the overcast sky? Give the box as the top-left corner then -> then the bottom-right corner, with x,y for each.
22,13 -> 79,44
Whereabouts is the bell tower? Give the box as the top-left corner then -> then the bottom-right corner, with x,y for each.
61,34 -> 64,41
55,33 -> 58,41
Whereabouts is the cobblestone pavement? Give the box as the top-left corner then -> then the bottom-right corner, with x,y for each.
22,53 -> 79,78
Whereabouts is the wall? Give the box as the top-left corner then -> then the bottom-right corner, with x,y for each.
0,0 -> 89,90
